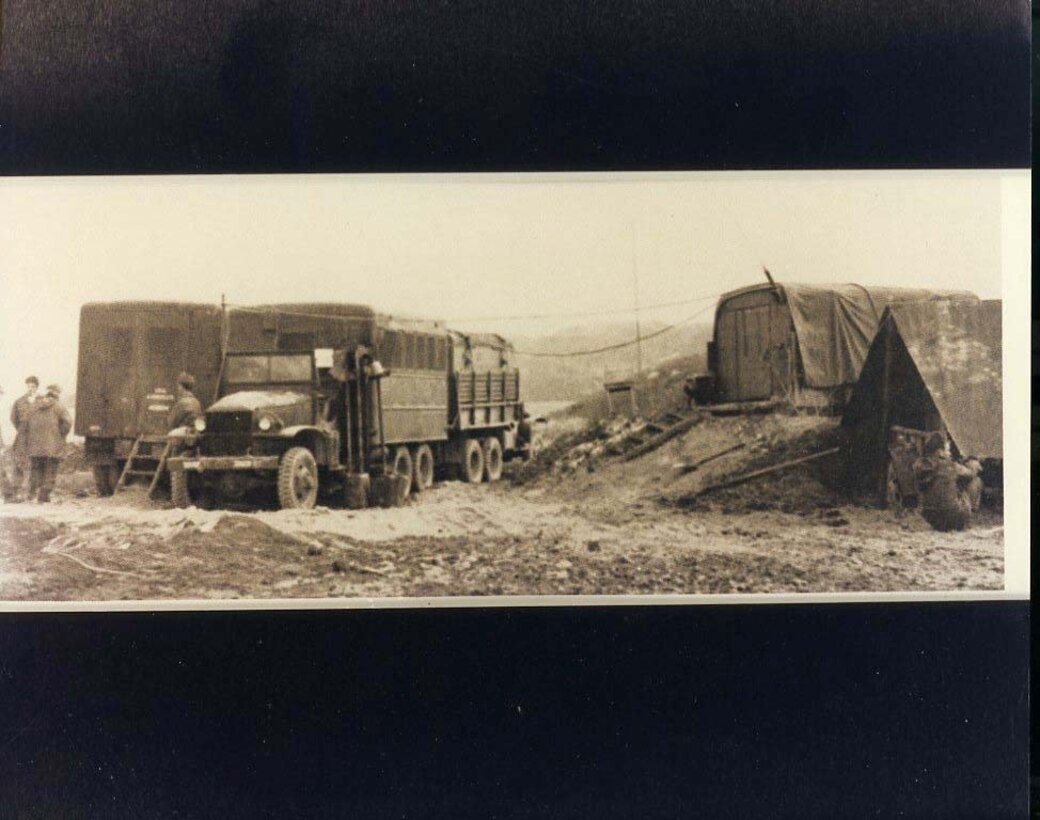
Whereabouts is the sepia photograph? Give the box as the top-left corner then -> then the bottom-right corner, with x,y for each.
0,0 -> 1031,815
0,171 -> 1025,603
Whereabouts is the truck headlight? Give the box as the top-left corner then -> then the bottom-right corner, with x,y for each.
193,417 -> 207,432
257,416 -> 272,432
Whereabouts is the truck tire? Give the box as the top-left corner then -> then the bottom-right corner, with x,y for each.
93,464 -> 116,497
482,437 -> 503,483
412,444 -> 434,492
277,447 -> 319,510
391,446 -> 414,497
462,438 -> 484,484
170,468 -> 191,508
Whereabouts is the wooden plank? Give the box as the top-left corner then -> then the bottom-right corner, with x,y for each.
707,399 -> 780,417
680,447 -> 841,499
621,414 -> 700,462
673,442 -> 746,474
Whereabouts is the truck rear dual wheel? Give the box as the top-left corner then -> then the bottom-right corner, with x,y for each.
462,439 -> 484,483
391,446 -> 414,497
278,447 -> 319,510
482,437 -> 503,483
412,444 -> 435,492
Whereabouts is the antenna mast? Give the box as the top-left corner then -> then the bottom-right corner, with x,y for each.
631,223 -> 643,377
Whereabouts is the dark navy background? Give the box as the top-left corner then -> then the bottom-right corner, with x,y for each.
0,0 -> 1033,815
0,604 -> 1030,818
0,0 -> 1031,173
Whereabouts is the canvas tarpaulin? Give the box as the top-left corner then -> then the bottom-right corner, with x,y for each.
782,284 -> 977,388
885,299 -> 1003,459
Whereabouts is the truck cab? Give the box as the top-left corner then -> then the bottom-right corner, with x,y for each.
167,350 -> 344,509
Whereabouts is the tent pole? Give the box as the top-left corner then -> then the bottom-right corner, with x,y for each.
877,319 -> 893,503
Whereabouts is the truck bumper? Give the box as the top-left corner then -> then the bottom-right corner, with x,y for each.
167,455 -> 281,473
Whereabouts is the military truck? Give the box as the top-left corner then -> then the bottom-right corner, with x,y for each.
76,301 -> 529,507
161,304 -> 530,509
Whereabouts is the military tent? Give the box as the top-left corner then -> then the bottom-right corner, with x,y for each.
704,282 -> 978,409
841,299 -> 1003,496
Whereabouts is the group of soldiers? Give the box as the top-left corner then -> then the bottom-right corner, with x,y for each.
1,376 -> 73,503
0,372 -> 199,506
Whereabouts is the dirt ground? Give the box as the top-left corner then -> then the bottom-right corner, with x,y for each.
0,414 -> 1003,601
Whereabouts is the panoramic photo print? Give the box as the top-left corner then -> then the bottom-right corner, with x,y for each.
0,171 -> 1019,601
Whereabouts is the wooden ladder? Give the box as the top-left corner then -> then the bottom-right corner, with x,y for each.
115,435 -> 172,497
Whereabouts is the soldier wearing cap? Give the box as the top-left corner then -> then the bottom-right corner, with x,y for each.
24,384 -> 72,503
167,372 -> 203,431
6,376 -> 39,501
911,431 -> 983,532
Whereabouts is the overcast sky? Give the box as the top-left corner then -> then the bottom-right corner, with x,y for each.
0,170 -> 1020,420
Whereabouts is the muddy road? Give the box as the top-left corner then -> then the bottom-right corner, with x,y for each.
0,468 -> 1003,601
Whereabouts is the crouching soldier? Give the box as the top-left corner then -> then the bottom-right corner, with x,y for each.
168,372 -> 202,431
25,384 -> 72,503
911,431 -> 983,532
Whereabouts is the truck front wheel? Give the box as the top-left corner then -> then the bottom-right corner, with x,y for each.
277,447 -> 319,510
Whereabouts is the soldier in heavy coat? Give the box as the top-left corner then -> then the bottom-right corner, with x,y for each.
167,372 -> 203,430
911,431 -> 983,532
25,384 -> 72,503
7,375 -> 39,500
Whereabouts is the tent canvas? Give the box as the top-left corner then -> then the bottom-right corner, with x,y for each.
843,299 -> 1003,460
781,284 -> 978,389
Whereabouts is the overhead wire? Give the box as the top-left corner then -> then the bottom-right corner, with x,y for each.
510,301 -> 717,358
221,293 -> 721,325
443,292 -> 718,322
219,290 -> 722,360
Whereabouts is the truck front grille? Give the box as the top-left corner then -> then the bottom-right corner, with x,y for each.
206,410 -> 252,434
201,411 -> 253,456
200,434 -> 252,456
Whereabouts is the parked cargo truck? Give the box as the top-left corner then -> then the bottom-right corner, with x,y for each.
76,301 -> 530,509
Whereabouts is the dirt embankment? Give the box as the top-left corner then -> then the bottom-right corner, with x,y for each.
0,405 -> 1003,601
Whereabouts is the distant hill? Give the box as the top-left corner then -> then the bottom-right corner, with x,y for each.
512,321 -> 713,403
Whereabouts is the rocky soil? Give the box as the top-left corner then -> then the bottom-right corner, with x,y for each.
0,410 -> 1003,602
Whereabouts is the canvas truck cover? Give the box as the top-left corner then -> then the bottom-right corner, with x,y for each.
887,299 -> 1002,459
780,284 -> 978,388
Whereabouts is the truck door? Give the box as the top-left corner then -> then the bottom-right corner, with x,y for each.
138,316 -> 193,435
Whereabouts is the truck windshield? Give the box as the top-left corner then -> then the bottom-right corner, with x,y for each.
226,354 -> 312,384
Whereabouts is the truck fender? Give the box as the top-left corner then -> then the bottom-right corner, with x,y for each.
279,426 -> 335,466
279,425 -> 324,439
